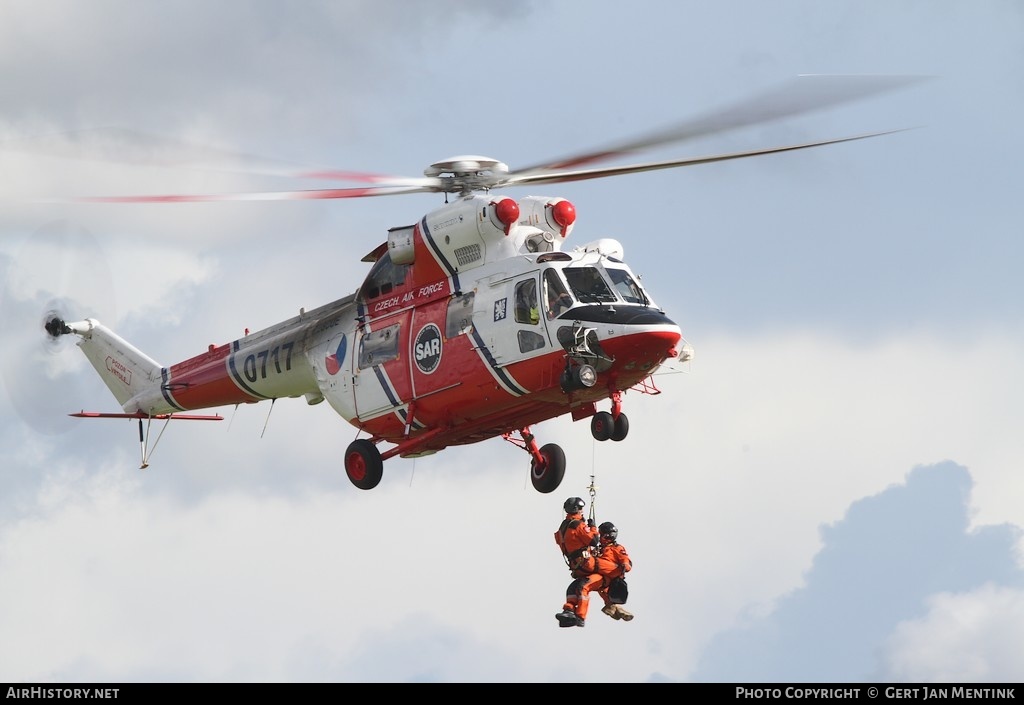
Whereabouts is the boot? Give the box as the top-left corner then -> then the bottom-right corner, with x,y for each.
615,605 -> 634,622
556,610 -> 578,628
602,605 -> 623,620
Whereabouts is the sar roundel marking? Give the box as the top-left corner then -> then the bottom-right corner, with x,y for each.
413,323 -> 442,374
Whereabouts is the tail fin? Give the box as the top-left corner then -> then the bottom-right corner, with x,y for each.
49,317 -> 163,409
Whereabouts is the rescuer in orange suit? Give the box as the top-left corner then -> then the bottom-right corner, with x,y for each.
595,521 -> 634,622
554,496 -> 602,627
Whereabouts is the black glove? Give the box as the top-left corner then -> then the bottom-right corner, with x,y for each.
587,518 -> 595,528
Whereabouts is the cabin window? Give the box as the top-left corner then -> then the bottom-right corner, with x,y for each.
606,268 -> 646,304
358,323 -> 401,368
518,330 -> 545,353
359,252 -> 409,301
514,279 -> 539,325
445,292 -> 475,338
564,267 -> 616,304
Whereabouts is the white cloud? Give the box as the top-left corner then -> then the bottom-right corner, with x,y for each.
879,585 -> 1024,683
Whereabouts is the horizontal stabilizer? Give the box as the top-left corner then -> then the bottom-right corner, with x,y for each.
70,411 -> 224,421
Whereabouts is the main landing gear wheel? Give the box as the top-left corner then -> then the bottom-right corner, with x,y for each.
531,443 -> 566,494
611,413 -> 629,442
344,439 -> 383,490
591,411 -> 613,441
591,411 -> 629,442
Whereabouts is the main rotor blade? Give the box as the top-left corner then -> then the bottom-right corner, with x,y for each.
502,129 -> 910,188
73,182 -> 441,203
0,126 -> 429,186
513,74 -> 929,175
0,126 -> 415,183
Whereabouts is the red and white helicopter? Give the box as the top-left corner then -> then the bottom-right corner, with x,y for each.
39,75 -> 922,493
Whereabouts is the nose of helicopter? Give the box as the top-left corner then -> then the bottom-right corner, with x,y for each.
641,327 -> 685,360
553,307 -> 685,378
600,322 -> 684,377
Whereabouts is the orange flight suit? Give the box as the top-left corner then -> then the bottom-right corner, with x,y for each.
554,511 -> 599,575
554,511 -> 602,621
596,538 -> 632,609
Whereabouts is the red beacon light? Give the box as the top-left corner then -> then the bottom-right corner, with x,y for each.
491,197 -> 520,235
549,199 -> 576,237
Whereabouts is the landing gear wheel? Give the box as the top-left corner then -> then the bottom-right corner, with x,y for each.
531,443 -> 566,494
344,439 -> 383,490
611,413 -> 629,442
591,411 -> 614,441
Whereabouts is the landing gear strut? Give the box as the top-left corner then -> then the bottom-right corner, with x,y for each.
503,427 -> 566,493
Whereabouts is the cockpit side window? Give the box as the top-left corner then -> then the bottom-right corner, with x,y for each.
606,268 -> 648,305
543,269 -> 573,319
358,252 -> 409,301
564,267 -> 616,304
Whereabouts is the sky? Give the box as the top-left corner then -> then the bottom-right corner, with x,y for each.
1,0 -> 1022,684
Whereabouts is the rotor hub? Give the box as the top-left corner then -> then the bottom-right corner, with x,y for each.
425,155 -> 509,194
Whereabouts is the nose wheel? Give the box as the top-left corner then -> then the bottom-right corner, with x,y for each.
591,411 -> 629,442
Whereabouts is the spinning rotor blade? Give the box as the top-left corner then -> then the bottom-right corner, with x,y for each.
0,126 -> 421,185
3,126 -> 441,202
512,74 -> 928,175
0,221 -> 117,435
503,129 -> 909,188
26,74 -> 927,204
76,181 -> 441,204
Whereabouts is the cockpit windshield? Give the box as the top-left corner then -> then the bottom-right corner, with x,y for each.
564,266 -> 617,304
605,267 -> 649,305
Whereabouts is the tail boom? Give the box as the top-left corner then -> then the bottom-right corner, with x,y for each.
51,316 -> 322,416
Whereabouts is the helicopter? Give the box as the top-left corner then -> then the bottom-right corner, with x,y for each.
38,74 -> 924,493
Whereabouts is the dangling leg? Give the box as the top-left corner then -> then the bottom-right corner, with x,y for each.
600,589 -> 624,619
557,577 -> 584,627
573,574 -> 603,626
614,605 -> 634,621
557,574 -> 600,627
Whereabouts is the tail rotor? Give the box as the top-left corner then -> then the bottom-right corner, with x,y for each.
0,220 -> 117,434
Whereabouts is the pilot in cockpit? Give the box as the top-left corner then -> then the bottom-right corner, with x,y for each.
544,271 -> 573,319
515,279 -> 540,325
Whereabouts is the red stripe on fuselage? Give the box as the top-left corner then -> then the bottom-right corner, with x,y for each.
165,343 -> 260,410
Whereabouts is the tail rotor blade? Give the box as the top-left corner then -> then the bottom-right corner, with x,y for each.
0,221 -> 117,435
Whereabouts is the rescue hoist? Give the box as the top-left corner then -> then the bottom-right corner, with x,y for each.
587,474 -> 598,526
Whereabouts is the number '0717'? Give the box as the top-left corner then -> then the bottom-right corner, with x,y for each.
242,342 -> 294,383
